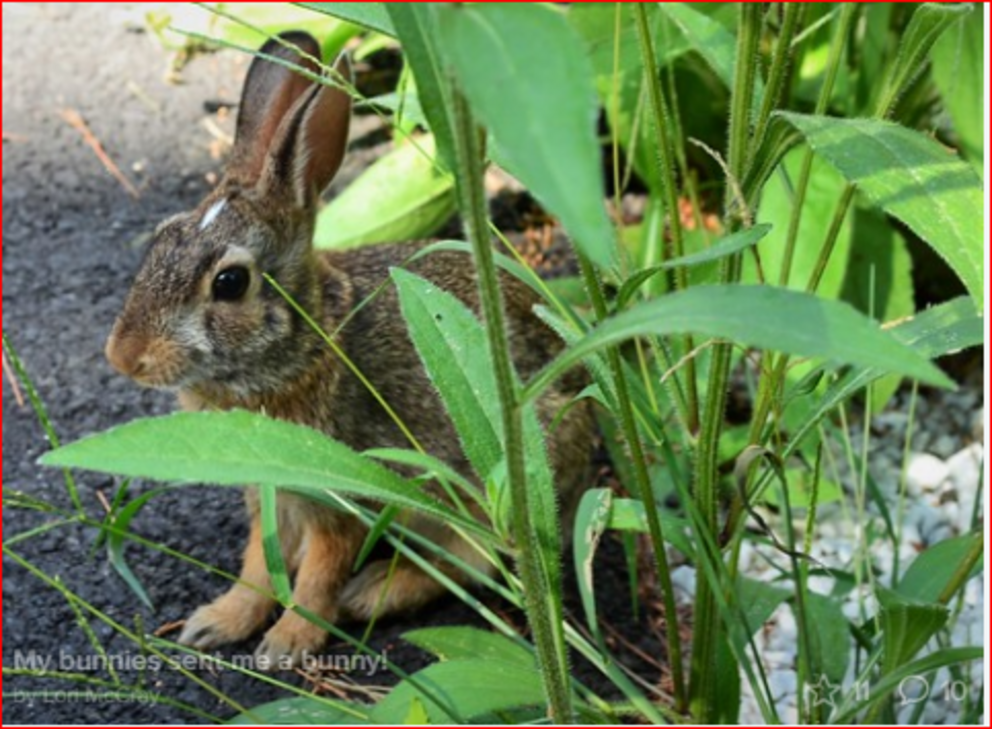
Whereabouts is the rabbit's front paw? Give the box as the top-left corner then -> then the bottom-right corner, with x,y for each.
177,588 -> 273,650
253,611 -> 327,670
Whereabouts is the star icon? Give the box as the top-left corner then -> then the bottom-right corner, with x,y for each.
807,674 -> 841,709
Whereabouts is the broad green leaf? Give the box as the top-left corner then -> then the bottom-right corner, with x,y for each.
370,658 -> 546,724
897,534 -> 984,604
804,592 -> 851,686
777,113 -> 984,311
229,696 -> 370,725
296,3 -> 395,36
403,627 -> 534,668
39,411 -> 484,537
391,269 -> 502,479
760,470 -> 843,509
748,150 -> 852,298
436,3 -> 615,268
732,578 -> 790,657
314,135 -> 454,249
877,588 -> 950,675
931,9 -> 984,172
386,5 -> 457,172
391,269 -> 565,649
526,284 -> 954,402
618,224 -> 772,309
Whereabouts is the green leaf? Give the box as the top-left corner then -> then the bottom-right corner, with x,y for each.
777,113 -> 984,312
618,224 -> 772,309
877,2 -> 973,117
876,588 -> 950,675
403,627 -> 534,668
391,268 -> 564,633
296,3 -> 395,36
229,695 -> 370,724
402,696 -> 430,726
804,592 -> 851,686
526,284 -> 954,402
749,150 -> 852,297
370,658 -> 546,724
842,206 -> 915,412
606,497 -> 694,557
259,484 -> 292,604
386,6 -> 457,173
314,136 -> 455,249
788,296 -> 983,454
107,488 -> 169,611
931,9 -> 984,172
40,411 -> 484,537
732,578 -> 790,657
897,534 -> 984,604
436,3 -> 615,268
391,268 -> 502,479
573,488 -> 613,644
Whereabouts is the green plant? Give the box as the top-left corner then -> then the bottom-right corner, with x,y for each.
11,2 -> 984,724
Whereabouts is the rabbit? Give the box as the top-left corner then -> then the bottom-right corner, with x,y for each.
104,32 -> 592,669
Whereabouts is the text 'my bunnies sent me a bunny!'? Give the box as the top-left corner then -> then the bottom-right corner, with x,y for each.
104,32 -> 593,669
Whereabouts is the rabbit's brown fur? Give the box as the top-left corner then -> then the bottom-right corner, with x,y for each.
105,33 -> 592,669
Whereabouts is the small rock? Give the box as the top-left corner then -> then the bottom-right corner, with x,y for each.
946,444 -> 984,532
932,434 -> 959,459
907,453 -> 951,494
670,565 -> 696,602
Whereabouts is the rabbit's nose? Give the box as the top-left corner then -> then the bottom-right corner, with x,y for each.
105,331 -> 151,379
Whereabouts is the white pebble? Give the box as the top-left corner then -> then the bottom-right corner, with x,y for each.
907,452 -> 951,494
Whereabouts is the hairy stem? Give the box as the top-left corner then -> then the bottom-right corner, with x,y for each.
688,5 -> 764,722
448,84 -> 572,722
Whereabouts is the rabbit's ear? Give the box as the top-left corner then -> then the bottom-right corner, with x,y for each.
228,32 -> 322,183
259,53 -> 353,208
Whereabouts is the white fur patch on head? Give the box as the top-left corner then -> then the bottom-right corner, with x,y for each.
199,199 -> 227,231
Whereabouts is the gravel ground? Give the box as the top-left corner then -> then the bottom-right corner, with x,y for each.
734,380 -> 985,725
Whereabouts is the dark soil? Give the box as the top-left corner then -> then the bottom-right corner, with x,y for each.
2,6 -> 668,724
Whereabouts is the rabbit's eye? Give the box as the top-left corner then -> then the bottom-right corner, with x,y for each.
212,266 -> 250,301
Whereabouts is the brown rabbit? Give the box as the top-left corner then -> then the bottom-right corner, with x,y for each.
105,32 -> 592,668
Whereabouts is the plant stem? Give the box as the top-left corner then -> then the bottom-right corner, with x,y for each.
743,2 -> 858,469
576,254 -> 687,712
688,4 -> 763,722
634,3 -> 699,434
749,3 -> 802,173
448,84 -> 572,722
